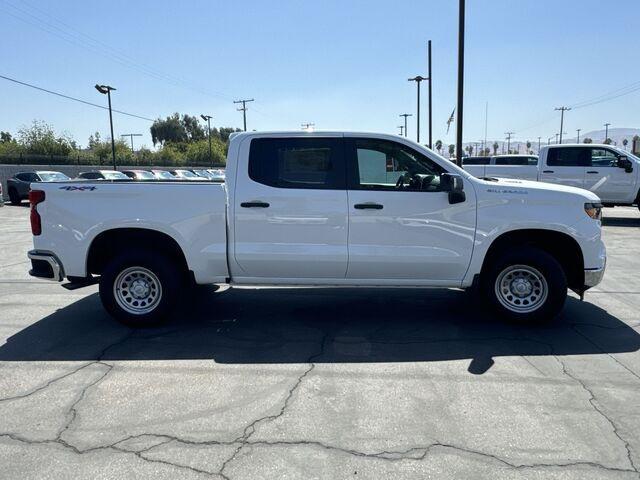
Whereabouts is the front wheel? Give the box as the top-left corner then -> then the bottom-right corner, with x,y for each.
483,247 -> 567,323
99,249 -> 182,327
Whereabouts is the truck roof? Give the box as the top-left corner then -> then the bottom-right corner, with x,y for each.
543,143 -> 614,148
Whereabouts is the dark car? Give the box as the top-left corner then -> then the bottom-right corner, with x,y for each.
7,171 -> 70,205
121,170 -> 156,181
77,170 -> 131,181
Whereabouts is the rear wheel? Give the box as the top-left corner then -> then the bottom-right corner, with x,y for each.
8,188 -> 20,205
483,247 -> 567,323
99,249 -> 182,327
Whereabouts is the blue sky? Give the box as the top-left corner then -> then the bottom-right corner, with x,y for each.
1,0 -> 639,149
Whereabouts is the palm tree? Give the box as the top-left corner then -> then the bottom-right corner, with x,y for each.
526,141 -> 531,153
448,144 -> 455,158
435,139 -> 443,153
492,142 -> 499,154
622,138 -> 628,150
583,137 -> 593,144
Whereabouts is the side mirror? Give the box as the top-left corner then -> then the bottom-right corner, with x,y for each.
618,156 -> 633,173
441,173 -> 466,204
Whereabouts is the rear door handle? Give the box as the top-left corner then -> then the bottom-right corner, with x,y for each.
543,170 -> 554,173
587,171 -> 599,174
240,201 -> 270,208
354,203 -> 383,210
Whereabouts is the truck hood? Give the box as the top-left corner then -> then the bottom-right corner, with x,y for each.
485,177 -> 601,202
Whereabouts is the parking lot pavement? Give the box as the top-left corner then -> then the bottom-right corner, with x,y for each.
0,204 -> 639,479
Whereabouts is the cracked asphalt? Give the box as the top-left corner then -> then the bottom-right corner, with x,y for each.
1,203 -> 640,479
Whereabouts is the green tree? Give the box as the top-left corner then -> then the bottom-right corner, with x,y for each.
150,113 -> 207,146
583,137 -> 593,144
622,138 -> 628,149
0,131 -> 13,143
435,139 -> 443,153
526,141 -> 531,153
604,138 -> 612,145
87,131 -> 132,165
492,142 -> 499,154
17,120 -> 75,155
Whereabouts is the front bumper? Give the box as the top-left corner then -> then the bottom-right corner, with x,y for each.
584,263 -> 605,288
27,250 -> 64,282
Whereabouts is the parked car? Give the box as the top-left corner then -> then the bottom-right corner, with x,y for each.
169,169 -> 202,181
463,155 -> 539,180
77,170 -> 131,181
191,169 -> 215,179
7,171 -> 70,205
27,131 -> 606,327
206,169 -> 226,181
464,145 -> 640,209
121,170 -> 156,181
150,169 -> 177,180
0,181 -> 3,206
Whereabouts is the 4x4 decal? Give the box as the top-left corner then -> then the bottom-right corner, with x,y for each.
59,186 -> 97,191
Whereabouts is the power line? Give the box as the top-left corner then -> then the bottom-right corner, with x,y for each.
0,74 -> 155,121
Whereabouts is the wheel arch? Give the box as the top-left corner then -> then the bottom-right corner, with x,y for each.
86,228 -> 190,278
480,228 -> 585,291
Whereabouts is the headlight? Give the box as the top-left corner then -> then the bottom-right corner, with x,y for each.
584,202 -> 603,220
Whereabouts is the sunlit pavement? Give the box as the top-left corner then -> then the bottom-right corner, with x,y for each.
0,203 -> 639,479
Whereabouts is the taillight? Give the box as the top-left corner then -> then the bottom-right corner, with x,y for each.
29,190 -> 45,236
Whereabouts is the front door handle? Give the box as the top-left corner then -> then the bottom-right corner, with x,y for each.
354,203 -> 383,210
542,170 -> 554,173
240,201 -> 270,208
587,171 -> 599,174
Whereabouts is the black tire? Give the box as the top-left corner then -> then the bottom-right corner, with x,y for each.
8,188 -> 20,205
482,247 -> 567,323
99,249 -> 182,327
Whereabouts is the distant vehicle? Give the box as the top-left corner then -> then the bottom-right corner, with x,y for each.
7,171 -> 70,205
0,181 -> 3,206
463,155 -> 539,181
77,170 -> 131,181
464,145 -> 640,208
169,169 -> 202,181
150,169 -> 177,180
121,170 -> 156,181
206,169 -> 226,181
191,169 -> 215,179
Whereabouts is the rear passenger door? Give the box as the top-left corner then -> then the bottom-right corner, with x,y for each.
584,147 -> 637,203
233,135 -> 349,280
539,147 -> 588,188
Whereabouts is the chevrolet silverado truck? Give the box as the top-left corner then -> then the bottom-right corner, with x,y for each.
464,144 -> 640,210
26,131 -> 606,326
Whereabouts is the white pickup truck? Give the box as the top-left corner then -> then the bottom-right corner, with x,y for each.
27,131 -> 606,326
464,144 -> 640,208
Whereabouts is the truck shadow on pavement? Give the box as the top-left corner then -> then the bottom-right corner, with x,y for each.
1,287 -> 638,374
602,216 -> 640,227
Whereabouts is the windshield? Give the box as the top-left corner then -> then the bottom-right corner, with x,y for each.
39,172 -> 70,182
178,170 -> 199,178
103,171 -> 130,180
134,171 -> 155,180
155,171 -> 175,179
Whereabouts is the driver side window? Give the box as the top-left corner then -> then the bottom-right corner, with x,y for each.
347,138 -> 444,191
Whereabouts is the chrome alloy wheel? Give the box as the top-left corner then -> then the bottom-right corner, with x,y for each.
495,265 -> 548,314
113,266 -> 162,315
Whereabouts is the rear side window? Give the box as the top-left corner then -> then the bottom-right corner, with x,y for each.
547,148 -> 590,167
463,157 -> 490,165
15,173 -> 31,181
249,137 -> 345,189
495,156 -> 538,166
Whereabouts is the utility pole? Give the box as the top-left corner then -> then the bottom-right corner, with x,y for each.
576,128 -> 581,143
120,133 -> 142,154
505,131 -> 514,153
399,113 -> 412,138
233,99 -> 254,131
555,106 -> 570,144
483,102 -> 488,155
555,133 -> 559,144
301,122 -> 315,131
427,40 -> 433,149
408,76 -> 427,143
94,84 -> 117,170
537,136 -> 541,152
200,115 -> 213,166
397,125 -> 404,136
604,123 -> 611,142
455,0 -> 465,166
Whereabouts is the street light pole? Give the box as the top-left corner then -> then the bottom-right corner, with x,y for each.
604,123 -> 611,142
95,84 -> 117,170
427,40 -> 433,149
200,115 -> 213,166
233,99 -> 254,131
455,0 -> 465,166
537,136 -> 541,152
399,113 -> 412,138
576,129 -> 581,143
505,131 -> 514,153
408,76 -> 427,143
397,125 -> 404,136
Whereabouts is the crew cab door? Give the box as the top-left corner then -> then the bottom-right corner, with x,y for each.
539,147 -> 588,188
583,147 -> 637,203
232,135 -> 349,279
487,156 -> 539,180
345,136 -> 476,283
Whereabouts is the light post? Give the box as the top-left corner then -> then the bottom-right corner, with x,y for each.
455,0 -> 465,166
547,136 -> 553,145
200,115 -> 213,166
576,129 -> 581,143
537,136 -> 541,152
408,76 -> 428,143
554,106 -> 570,144
399,113 -> 412,138
95,84 -> 117,170
604,123 -> 611,142
397,125 -> 404,136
